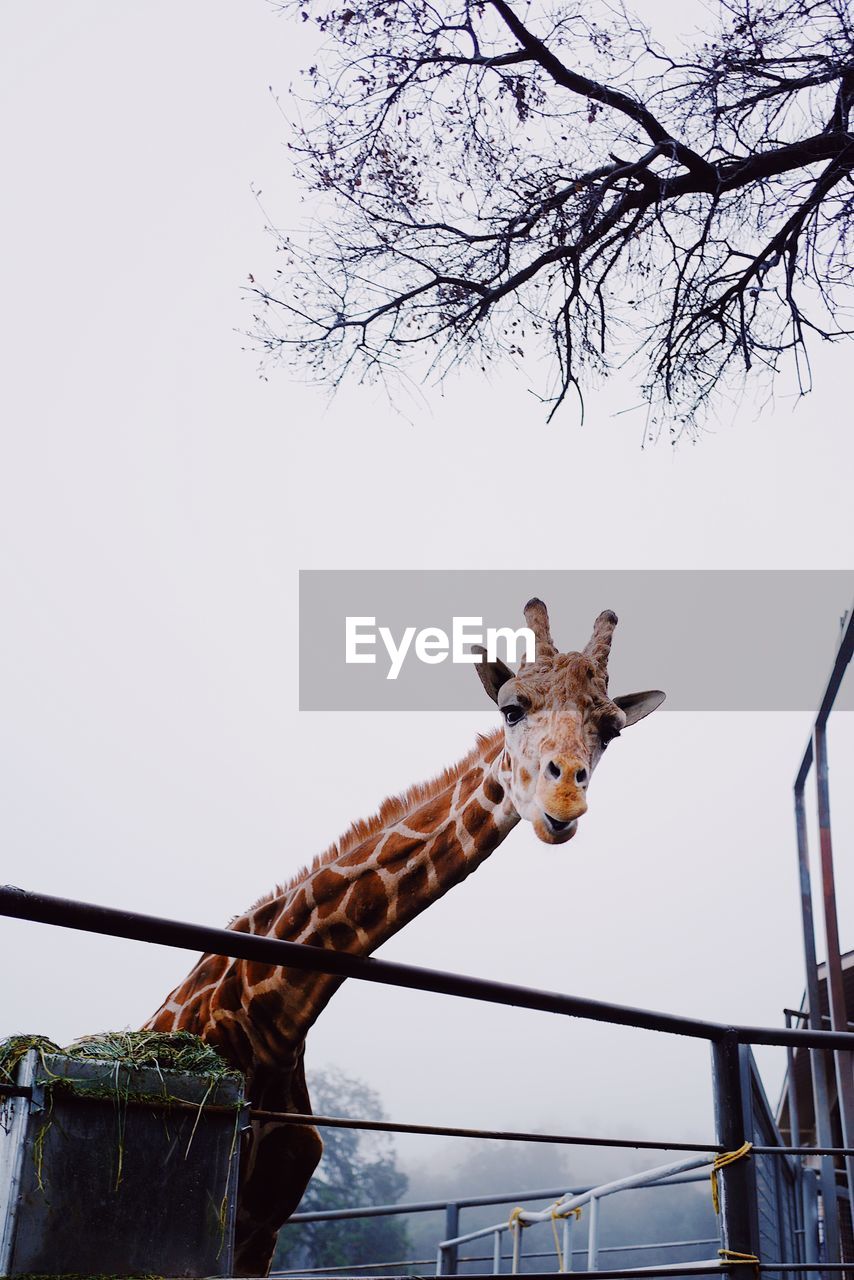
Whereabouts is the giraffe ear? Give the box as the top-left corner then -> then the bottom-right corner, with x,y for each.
613,690 -> 666,726
471,645 -> 515,704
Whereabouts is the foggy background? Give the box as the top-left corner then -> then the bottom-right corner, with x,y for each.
2,0 -> 853,1243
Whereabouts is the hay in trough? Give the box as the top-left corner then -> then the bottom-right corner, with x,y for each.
0,1029 -> 239,1089
0,1030 -> 244,1197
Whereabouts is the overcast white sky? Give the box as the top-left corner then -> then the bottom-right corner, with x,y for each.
1,1 -> 853,1195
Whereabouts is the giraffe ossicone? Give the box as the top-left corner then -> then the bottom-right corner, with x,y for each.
144,599 -> 664,1276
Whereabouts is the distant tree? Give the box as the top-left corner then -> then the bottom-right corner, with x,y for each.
254,0 -> 854,431
272,1068 -> 411,1272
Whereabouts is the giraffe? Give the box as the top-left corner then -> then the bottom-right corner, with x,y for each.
144,600 -> 664,1275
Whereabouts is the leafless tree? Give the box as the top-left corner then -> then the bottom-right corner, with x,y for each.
252,0 -> 854,429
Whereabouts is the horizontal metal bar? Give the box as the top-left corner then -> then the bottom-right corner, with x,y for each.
4,886 -> 854,1050
752,1144 -> 854,1157
287,1172 -> 710,1223
268,1269 -> 854,1279
271,1262 -> 436,1276
289,1190 -> 577,1223
457,1241 -> 722,1267
782,1009 -> 854,1029
0,886 -> 728,1041
258,1109 -> 854,1159
578,1240 -> 721,1257
271,1243 -> 723,1276
251,1108 -> 723,1155
265,1267 -> 811,1280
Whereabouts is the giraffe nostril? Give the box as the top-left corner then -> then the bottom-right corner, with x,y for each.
575,767 -> 588,786
546,760 -> 561,781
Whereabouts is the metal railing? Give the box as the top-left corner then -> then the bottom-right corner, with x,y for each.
269,1170 -> 716,1277
3,880 -> 854,1279
435,1155 -> 716,1276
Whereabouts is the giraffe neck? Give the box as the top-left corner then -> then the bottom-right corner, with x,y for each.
147,730 -> 519,1071
243,729 -> 518,1046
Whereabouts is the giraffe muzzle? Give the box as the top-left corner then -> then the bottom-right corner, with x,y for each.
533,803 -> 585,845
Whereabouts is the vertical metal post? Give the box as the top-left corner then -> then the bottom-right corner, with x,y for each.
794,780 -> 842,1264
785,1012 -> 801,1150
563,1212 -> 575,1273
711,1035 -> 761,1266
510,1219 -> 522,1274
813,723 -> 854,1211
443,1203 -> 460,1276
493,1228 -> 503,1275
587,1196 -> 599,1271
802,1168 -> 820,1280
784,1011 -> 809,1269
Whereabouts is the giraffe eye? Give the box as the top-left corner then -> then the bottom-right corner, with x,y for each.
599,720 -> 621,747
502,704 -> 526,726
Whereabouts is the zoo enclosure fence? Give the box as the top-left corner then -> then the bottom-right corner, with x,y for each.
1,879 -> 852,1280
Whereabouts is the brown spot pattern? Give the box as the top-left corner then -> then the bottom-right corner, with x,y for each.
377,831 -> 419,870
400,863 -> 429,900
407,797 -> 451,833
347,871 -> 386,930
483,774 -> 505,805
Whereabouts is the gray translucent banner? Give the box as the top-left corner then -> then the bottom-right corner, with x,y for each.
299,571 -> 854,711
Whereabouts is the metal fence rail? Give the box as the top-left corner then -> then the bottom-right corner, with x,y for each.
3,882 -> 853,1279
284,1172 -> 715,1225
435,1154 -> 716,1276
2,885 -> 854,1055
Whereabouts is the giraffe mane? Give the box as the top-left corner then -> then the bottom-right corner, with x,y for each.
242,728 -> 503,918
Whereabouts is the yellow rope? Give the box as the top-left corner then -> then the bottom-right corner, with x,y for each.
711,1142 -> 753,1214
508,1206 -> 528,1231
718,1249 -> 760,1276
550,1211 -> 564,1273
549,1205 -> 582,1272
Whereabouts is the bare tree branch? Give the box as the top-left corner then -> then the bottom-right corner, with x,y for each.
253,0 -> 854,430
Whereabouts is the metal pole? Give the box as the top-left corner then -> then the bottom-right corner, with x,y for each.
785,1012 -> 807,1273
444,1203 -> 460,1276
563,1213 -> 575,1273
3,885 -> 854,1050
493,1229 -> 503,1274
794,782 -> 842,1265
785,1012 -> 802,1151
711,1035 -> 760,1265
511,1220 -> 522,1274
813,723 -> 854,1213
588,1196 -> 600,1272
802,1168 -> 820,1280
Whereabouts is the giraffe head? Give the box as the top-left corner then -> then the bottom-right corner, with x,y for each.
475,599 -> 664,845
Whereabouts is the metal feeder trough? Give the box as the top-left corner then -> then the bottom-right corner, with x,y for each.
0,1047 -> 244,1276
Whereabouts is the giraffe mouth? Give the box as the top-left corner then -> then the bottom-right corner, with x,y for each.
542,812 -> 578,836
